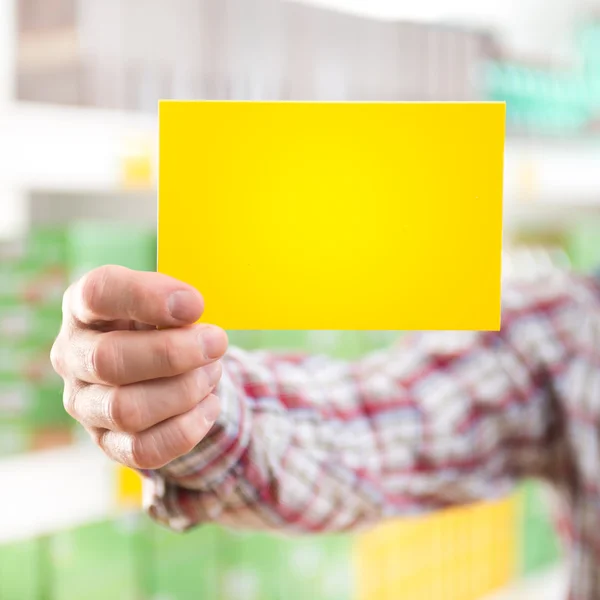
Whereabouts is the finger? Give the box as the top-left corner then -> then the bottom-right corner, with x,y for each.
65,265 -> 204,328
65,362 -> 222,433
66,324 -> 228,385
97,394 -> 221,470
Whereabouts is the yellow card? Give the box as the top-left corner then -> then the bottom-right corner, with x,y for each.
158,101 -> 504,330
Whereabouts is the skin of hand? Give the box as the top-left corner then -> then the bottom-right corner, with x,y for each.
50,265 -> 229,470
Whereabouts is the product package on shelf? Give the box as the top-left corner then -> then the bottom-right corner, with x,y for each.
217,529 -> 285,600
0,375 -> 67,430
280,534 -> 354,600
16,0 -> 82,106
0,421 -> 32,458
0,302 -> 63,343
215,528 -> 354,600
0,338 -> 73,450
227,330 -> 402,361
356,495 -> 519,600
47,516 -> 144,600
565,221 -> 600,273
0,536 -> 50,600
142,520 -> 219,600
519,481 -> 563,576
484,60 -> 591,137
16,0 -> 494,110
0,228 -> 68,309
0,222 -> 157,458
579,21 -> 600,124
0,228 -> 73,455
257,330 -> 365,359
65,221 -> 157,282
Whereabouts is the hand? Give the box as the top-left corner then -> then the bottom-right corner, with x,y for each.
50,265 -> 228,470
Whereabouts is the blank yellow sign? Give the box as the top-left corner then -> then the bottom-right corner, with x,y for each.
158,101 -> 504,330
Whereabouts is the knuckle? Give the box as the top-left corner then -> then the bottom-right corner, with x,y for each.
62,386 -> 77,418
131,434 -> 163,470
95,429 -> 108,453
78,266 -> 116,317
181,372 -> 204,409
161,335 -> 184,374
79,269 -> 105,314
50,340 -> 65,376
97,430 -> 136,468
107,387 -> 142,433
62,283 -> 75,318
178,414 -> 205,453
88,335 -> 118,382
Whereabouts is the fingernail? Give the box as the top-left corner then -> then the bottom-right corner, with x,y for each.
203,361 -> 222,387
168,290 -> 200,322
202,395 -> 221,427
199,327 -> 228,359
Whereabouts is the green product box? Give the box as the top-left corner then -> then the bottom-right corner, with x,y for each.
66,221 -> 157,281
0,226 -> 68,269
0,260 -> 67,308
227,330 -> 401,362
0,536 -> 49,600
578,23 -> 600,72
0,377 -> 35,422
28,227 -> 69,267
0,226 -> 69,307
565,222 -> 600,272
29,383 -> 69,428
0,376 -> 68,429
0,339 -> 59,385
305,331 -> 364,360
226,331 -> 268,351
217,529 -> 285,600
255,331 -> 314,355
49,516 -> 143,600
519,481 -> 562,575
0,303 -> 61,346
280,535 -> 354,600
318,535 -> 355,600
358,331 -> 401,354
144,521 -> 219,600
256,331 -> 365,360
0,422 -> 32,457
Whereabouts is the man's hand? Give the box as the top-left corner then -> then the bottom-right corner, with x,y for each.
50,265 -> 228,470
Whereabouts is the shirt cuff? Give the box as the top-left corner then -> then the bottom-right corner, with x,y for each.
141,352 -> 253,530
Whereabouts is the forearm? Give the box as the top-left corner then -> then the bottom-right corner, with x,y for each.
144,327 -> 553,534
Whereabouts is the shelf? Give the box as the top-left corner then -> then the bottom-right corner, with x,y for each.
0,438 -> 569,600
0,102 -> 599,219
503,138 -> 600,209
0,102 -> 157,192
0,442 -> 117,544
483,564 -> 568,600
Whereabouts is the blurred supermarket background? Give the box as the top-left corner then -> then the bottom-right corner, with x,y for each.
1,0 -> 600,598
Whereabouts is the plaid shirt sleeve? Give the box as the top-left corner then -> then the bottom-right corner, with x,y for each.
144,270 -> 600,600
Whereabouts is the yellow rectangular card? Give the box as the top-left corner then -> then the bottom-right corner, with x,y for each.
158,101 -> 504,330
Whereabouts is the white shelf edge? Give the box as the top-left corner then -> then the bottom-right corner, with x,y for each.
0,102 -> 157,194
482,564 -> 568,600
0,102 -> 599,212
0,442 -> 116,544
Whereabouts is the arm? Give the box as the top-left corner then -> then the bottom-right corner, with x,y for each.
144,271 -> 600,545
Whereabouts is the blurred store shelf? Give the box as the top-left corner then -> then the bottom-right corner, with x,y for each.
0,102 -> 156,192
296,0 -> 600,61
2,103 -> 598,209
0,438 -> 567,600
0,441 -> 116,544
503,138 -> 600,207
483,563 -> 568,600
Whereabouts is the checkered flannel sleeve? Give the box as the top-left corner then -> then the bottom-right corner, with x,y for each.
144,271 -> 600,600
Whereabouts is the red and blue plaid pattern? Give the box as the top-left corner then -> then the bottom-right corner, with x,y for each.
145,270 -> 600,599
